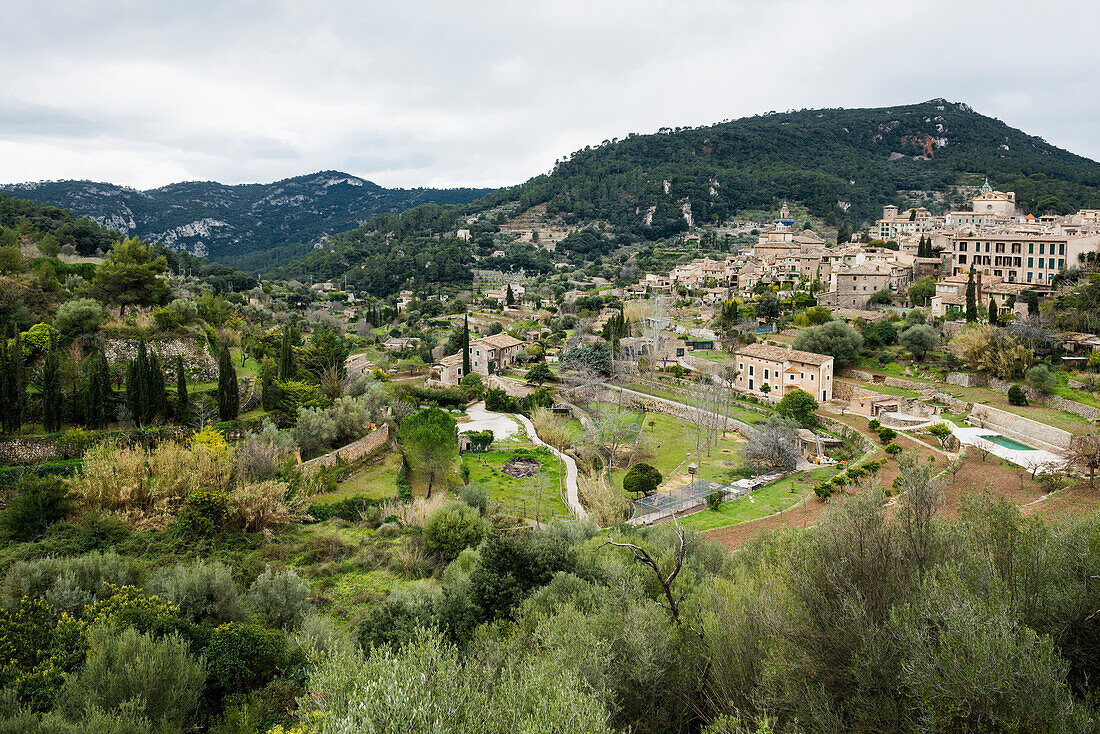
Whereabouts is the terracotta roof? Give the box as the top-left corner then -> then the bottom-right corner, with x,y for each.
735,343 -> 833,366
475,333 -> 525,349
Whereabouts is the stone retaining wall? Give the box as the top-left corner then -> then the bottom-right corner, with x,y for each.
883,375 -> 932,392
839,369 -> 874,382
968,404 -> 1072,452
946,372 -> 985,387
299,425 -> 391,475
99,335 -> 217,381
0,437 -> 62,465
986,377 -> 1100,422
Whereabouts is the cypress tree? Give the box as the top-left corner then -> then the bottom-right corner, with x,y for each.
988,296 -> 998,327
278,324 -> 297,380
0,339 -> 11,435
505,284 -> 514,306
126,340 -> 149,427
2,336 -> 27,435
84,350 -> 112,429
965,267 -> 977,323
1027,290 -> 1040,318
147,352 -> 167,424
42,333 -> 62,433
175,355 -> 189,420
461,315 -> 471,376
217,346 -> 239,422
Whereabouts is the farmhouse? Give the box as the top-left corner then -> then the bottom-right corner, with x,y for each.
733,343 -> 834,403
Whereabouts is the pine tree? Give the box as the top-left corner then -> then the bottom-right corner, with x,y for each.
461,315 -> 471,376
965,267 -> 977,323
84,350 -> 111,429
217,346 -> 239,422
42,333 -> 62,433
175,355 -> 189,420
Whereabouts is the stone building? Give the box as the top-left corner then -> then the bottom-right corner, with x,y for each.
733,343 -> 834,403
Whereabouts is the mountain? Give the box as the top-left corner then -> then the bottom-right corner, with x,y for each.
1,171 -> 493,271
475,98 -> 1100,236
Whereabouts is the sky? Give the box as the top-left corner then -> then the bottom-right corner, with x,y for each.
1,0 -> 1097,191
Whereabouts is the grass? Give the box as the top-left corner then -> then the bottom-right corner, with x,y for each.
681,464 -> 844,531
608,411 -> 744,492
621,382 -> 773,425
312,450 -> 405,504
463,447 -> 568,518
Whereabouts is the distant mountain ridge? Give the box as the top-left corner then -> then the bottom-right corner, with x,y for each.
1,171 -> 493,271
474,99 -> 1100,236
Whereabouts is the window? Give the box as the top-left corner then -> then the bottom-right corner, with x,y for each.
764,369 -> 770,380
1027,272 -> 1033,282
748,379 -> 754,391
1049,258 -> 1056,270
738,363 -> 743,372
1059,259 -> 1065,269
748,365 -> 754,376
1059,244 -> 1065,255
822,391 -> 827,401
1029,243 -> 1034,254
1039,244 -> 1045,255
959,254 -> 967,264
1027,257 -> 1033,268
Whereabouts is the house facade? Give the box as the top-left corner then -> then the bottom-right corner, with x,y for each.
733,343 -> 834,403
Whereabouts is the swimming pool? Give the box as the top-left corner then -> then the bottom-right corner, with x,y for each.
979,434 -> 1035,451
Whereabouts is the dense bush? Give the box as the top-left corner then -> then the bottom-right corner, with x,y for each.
357,582 -> 444,651
423,503 -> 486,562
0,474 -> 73,541
1008,384 -> 1029,405
204,622 -> 302,704
54,625 -> 204,732
147,561 -> 247,626
2,551 -> 138,617
52,298 -> 106,337
248,566 -> 311,630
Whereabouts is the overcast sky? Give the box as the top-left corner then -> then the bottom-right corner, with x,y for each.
1,0 -> 1097,191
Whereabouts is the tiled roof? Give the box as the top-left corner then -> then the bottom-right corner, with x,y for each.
475,333 -> 525,349
735,343 -> 833,366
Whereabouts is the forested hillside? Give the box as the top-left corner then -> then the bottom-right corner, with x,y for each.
480,99 -> 1100,234
1,172 -> 492,272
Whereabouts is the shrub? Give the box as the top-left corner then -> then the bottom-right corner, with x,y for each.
776,389 -> 818,425
623,463 -> 663,497
1007,384 -> 1029,406
813,483 -> 836,500
229,480 -> 308,533
307,495 -> 383,523
3,551 -> 138,616
459,373 -> 484,400
248,566 -> 311,630
706,489 -> 726,511
85,585 -> 179,635
152,305 -> 183,331
885,442 -> 903,455
877,427 -> 898,444
53,298 -> 106,337
175,490 -> 230,538
54,625 -> 204,732
0,598 -> 89,712
423,503 -> 486,562
868,419 -> 881,431
57,427 -> 97,458
147,560 -> 247,626
204,622 -> 299,703
1026,364 -> 1058,395
234,422 -> 298,482
0,474 -> 72,541
458,484 -> 489,515
357,582 -> 443,650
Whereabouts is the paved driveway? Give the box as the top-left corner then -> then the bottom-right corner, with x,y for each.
459,401 -> 521,440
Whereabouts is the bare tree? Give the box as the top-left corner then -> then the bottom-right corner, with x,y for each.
744,416 -> 800,473
603,520 -> 693,629
589,404 -> 642,470
971,437 -> 994,463
1064,432 -> 1100,485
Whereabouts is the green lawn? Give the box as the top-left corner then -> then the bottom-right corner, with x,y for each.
682,465 -> 844,532
463,447 -> 568,519
608,411 -> 744,492
312,450 -> 404,504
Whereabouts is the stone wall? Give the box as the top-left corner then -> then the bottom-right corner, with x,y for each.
99,335 -> 217,381
0,437 -> 62,465
832,380 -> 861,401
838,369 -> 874,382
946,372 -> 985,388
883,375 -> 932,392
299,425 -> 391,475
967,404 -> 1072,452
986,377 -> 1100,422
931,392 -> 971,414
